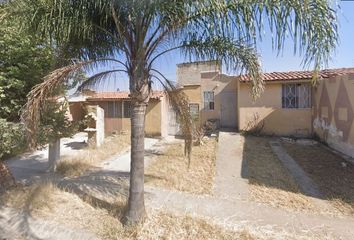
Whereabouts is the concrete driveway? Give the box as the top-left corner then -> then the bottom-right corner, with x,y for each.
6,132 -> 88,183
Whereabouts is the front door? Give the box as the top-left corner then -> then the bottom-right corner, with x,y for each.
220,91 -> 237,128
168,106 -> 180,135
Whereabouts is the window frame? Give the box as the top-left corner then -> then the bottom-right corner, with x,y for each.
203,91 -> 215,111
123,100 -> 131,118
282,83 -> 311,109
188,103 -> 200,121
106,101 -> 122,118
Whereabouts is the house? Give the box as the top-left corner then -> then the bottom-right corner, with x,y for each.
67,61 -> 354,158
68,91 -> 169,137
177,61 -> 237,128
176,61 -> 354,158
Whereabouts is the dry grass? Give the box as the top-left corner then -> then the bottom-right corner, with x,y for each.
1,181 -> 337,240
16,184 -> 259,240
57,133 -> 130,177
1,181 -> 60,212
33,186 -> 335,240
283,142 -> 354,216
145,138 -> 217,194
244,136 -> 319,213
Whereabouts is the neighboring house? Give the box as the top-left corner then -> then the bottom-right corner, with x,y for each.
67,61 -> 354,158
68,91 -> 169,137
177,61 -> 237,128
177,61 -> 354,157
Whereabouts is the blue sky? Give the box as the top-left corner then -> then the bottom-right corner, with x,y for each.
93,1 -> 354,92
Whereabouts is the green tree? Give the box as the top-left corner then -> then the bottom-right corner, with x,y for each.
0,15 -> 54,121
6,0 -> 338,224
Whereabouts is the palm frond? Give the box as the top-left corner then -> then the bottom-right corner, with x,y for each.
21,60 -> 99,148
182,36 -> 263,98
77,69 -> 127,92
151,69 -> 194,164
186,0 -> 338,70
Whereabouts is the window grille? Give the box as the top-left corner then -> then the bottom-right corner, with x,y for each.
189,103 -> 199,121
107,101 -> 122,118
123,101 -> 131,118
282,84 -> 311,109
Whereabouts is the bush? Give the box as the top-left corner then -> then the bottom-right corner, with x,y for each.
0,119 -> 26,159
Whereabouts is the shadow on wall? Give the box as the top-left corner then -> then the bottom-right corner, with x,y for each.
240,108 -> 312,138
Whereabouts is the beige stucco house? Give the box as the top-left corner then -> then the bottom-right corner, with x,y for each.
68,91 -> 169,137
177,61 -> 354,158
67,61 -> 354,158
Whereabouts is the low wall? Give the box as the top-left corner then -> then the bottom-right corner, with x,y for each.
313,73 -> 354,157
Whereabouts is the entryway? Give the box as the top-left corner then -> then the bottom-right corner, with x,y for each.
220,91 -> 237,128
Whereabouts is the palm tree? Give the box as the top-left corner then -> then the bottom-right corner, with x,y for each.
4,0 -> 338,224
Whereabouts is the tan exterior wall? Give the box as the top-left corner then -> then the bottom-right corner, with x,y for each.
145,99 -> 162,137
160,96 -> 169,138
238,82 -> 312,136
85,99 -> 162,136
179,68 -> 238,128
181,85 -> 202,124
200,73 -> 237,127
177,61 -> 221,86
313,73 -> 354,157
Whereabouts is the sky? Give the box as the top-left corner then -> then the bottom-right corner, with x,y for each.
92,1 -> 354,92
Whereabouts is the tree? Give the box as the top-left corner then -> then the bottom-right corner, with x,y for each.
36,100 -> 78,172
0,11 -> 54,121
5,0 -> 338,224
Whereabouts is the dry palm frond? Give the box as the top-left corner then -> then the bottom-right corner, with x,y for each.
21,61 -> 95,149
168,90 -> 194,165
152,76 -> 194,166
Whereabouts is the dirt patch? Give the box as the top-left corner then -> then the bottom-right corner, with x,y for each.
283,142 -> 354,215
57,133 -> 130,177
244,136 -> 319,213
145,138 -> 217,194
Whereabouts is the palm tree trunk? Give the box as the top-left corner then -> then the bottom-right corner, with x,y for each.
124,101 -> 147,224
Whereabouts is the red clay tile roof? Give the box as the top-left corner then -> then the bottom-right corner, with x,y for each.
238,68 -> 354,82
86,91 -> 164,101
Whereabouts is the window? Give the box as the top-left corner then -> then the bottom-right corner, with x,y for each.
123,101 -> 131,118
203,91 -> 215,110
189,103 -> 199,121
106,101 -> 122,118
282,84 -> 311,109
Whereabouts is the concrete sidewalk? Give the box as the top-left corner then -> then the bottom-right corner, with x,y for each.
101,138 -> 159,172
147,186 -> 354,239
213,131 -> 249,201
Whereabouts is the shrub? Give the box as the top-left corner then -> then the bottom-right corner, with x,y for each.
0,119 -> 26,159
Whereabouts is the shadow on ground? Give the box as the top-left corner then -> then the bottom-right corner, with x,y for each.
57,170 -> 130,210
64,141 -> 88,150
242,135 -> 354,209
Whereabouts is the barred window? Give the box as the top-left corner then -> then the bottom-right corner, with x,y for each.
106,101 -> 122,118
203,91 -> 215,110
282,84 -> 311,109
189,103 -> 199,121
123,101 -> 131,118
